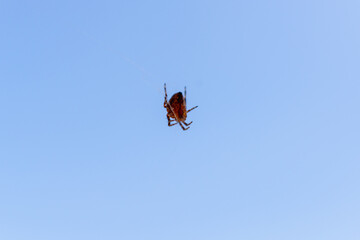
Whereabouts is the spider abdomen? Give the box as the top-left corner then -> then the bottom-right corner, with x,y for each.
169,92 -> 187,121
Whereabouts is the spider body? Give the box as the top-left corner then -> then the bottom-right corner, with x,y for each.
164,84 -> 198,131
169,92 -> 187,121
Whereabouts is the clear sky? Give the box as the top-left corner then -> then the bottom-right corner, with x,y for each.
1,1 -> 360,239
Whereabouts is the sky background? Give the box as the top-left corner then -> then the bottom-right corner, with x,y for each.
1,1 -> 360,239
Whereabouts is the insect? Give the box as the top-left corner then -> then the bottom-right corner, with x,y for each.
164,83 -> 198,131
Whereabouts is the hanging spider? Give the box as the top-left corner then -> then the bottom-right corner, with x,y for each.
164,83 -> 198,131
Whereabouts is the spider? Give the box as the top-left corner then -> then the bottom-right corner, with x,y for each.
164,83 -> 198,131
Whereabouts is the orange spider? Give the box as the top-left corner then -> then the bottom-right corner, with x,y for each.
164,83 -> 198,131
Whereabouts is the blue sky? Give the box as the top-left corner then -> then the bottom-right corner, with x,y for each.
1,1 -> 360,239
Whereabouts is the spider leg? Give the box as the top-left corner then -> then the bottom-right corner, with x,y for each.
178,121 -> 189,131
167,114 -> 176,122
184,86 -> 187,106
187,106 -> 198,113
164,84 -> 177,119
182,121 -> 193,126
167,115 -> 178,127
164,83 -> 168,108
